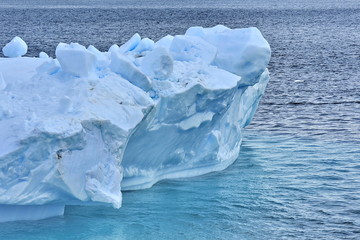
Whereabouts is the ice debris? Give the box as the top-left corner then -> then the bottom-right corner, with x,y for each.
2,36 -> 28,58
39,51 -> 49,58
55,43 -> 97,77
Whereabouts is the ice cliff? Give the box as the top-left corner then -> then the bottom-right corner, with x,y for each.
0,25 -> 271,222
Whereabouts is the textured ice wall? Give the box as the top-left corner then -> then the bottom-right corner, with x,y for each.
122,26 -> 270,189
0,25 -> 270,222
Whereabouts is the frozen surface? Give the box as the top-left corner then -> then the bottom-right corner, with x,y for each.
0,25 -> 270,222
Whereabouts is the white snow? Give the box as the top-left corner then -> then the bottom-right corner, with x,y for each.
2,36 -> 28,58
0,25 -> 271,222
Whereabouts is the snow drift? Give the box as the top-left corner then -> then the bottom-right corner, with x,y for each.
0,25 -> 271,222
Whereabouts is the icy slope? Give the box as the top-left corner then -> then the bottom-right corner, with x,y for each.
0,25 -> 270,222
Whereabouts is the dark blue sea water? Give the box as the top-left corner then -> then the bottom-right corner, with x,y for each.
1,1 -> 360,239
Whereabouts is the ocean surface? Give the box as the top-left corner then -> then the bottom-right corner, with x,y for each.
1,0 -> 360,239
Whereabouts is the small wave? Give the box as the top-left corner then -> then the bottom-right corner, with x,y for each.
264,100 -> 360,106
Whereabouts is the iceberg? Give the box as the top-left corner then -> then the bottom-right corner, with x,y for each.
0,25 -> 271,222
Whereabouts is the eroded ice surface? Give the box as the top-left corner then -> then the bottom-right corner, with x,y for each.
0,25 -> 271,222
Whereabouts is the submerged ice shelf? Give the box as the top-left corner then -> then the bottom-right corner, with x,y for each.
0,25 -> 271,222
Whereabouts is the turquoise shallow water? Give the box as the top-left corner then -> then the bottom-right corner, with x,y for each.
1,131 -> 359,239
1,0 -> 360,239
